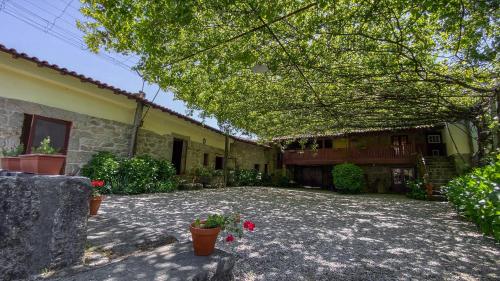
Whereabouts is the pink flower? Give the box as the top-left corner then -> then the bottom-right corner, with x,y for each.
243,220 -> 255,231
225,234 -> 234,242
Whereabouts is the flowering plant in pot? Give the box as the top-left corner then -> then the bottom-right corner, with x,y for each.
89,180 -> 105,216
19,137 -> 66,175
190,213 -> 255,256
1,143 -> 24,171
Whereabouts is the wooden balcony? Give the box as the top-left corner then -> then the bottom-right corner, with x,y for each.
283,145 -> 420,166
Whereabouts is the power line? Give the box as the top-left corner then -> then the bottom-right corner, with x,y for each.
3,2 -> 137,72
1,0 -> 169,109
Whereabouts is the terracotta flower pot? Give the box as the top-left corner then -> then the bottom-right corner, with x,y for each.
19,154 -> 66,175
190,222 -> 221,256
1,157 -> 21,171
89,196 -> 103,216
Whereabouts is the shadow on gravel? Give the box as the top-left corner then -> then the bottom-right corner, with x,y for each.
89,187 -> 499,281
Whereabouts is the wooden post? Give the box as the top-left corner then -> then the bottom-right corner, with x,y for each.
128,101 -> 144,157
223,134 -> 229,187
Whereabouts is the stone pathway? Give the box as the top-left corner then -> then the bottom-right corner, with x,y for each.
77,187 -> 499,281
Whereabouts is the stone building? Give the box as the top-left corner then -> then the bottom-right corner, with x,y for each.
0,44 -> 275,176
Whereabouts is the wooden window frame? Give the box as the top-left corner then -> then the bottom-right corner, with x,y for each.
24,114 -> 72,155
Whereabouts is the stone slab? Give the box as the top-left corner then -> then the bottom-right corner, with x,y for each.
45,242 -> 234,281
86,216 -> 178,258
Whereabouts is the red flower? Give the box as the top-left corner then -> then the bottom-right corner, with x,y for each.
243,220 -> 255,231
91,180 -> 105,187
225,234 -> 234,242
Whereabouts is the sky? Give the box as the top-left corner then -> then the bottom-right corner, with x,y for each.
0,0 -> 222,130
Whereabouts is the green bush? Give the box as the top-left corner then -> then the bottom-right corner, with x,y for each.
332,163 -> 365,193
272,174 -> 293,187
82,151 -> 119,191
82,152 -> 177,195
228,169 -> 265,186
406,179 -> 427,200
444,155 -> 500,240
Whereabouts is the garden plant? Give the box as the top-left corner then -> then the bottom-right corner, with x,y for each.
444,155 -> 500,240
82,151 -> 177,194
332,163 -> 365,193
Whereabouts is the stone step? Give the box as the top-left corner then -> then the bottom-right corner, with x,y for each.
41,242 -> 234,281
85,216 -> 178,262
429,194 -> 447,201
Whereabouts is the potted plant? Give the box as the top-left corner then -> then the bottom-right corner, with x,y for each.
194,167 -> 214,187
190,213 -> 255,256
1,143 -> 24,171
19,137 -> 66,175
89,180 -> 105,216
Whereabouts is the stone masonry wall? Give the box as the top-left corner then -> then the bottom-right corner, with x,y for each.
0,97 -> 274,176
0,97 -> 132,174
0,173 -> 91,280
230,141 -> 275,174
186,140 -> 225,172
136,129 -> 173,160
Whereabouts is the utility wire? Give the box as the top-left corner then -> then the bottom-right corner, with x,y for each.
3,2 -> 137,71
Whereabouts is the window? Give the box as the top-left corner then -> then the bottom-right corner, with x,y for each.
427,135 -> 441,144
21,114 -> 71,154
264,164 -> 268,175
324,139 -> 333,149
215,156 -> 224,170
203,153 -> 209,166
254,164 -> 260,171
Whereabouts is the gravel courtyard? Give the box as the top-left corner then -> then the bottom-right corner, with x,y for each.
92,187 -> 499,281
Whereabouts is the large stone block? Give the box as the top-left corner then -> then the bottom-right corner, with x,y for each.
0,175 -> 91,280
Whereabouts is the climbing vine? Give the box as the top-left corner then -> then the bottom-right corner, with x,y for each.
78,0 -> 498,141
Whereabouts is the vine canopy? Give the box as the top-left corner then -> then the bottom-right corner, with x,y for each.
79,0 -> 499,140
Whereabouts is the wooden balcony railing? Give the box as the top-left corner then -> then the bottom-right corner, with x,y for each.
283,144 -> 420,165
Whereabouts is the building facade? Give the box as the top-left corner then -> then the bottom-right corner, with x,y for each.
278,125 -> 474,193
0,45 -> 274,176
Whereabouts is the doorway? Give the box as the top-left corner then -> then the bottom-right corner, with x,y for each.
172,138 -> 184,174
391,168 -> 414,193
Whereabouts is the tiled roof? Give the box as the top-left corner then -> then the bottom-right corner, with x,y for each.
0,44 -> 263,147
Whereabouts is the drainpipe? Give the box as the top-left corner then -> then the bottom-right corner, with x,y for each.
128,95 -> 145,157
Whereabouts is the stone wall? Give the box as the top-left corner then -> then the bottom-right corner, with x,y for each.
230,141 -> 275,173
136,129 -> 173,160
186,140 -> 225,172
362,165 -> 393,193
135,129 -> 276,176
0,97 -> 275,177
0,173 -> 90,280
0,97 -> 132,174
